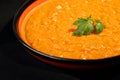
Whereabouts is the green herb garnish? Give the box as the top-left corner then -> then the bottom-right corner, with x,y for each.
73,15 -> 104,36
95,20 -> 104,34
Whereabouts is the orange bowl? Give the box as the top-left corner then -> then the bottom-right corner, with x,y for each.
13,0 -> 120,70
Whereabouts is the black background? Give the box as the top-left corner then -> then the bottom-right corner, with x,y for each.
0,0 -> 120,80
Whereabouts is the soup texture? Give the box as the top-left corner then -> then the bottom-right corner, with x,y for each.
19,0 -> 120,60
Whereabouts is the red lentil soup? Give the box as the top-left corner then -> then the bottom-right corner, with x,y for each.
18,0 -> 120,60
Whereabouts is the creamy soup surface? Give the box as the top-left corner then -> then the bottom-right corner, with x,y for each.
19,0 -> 120,60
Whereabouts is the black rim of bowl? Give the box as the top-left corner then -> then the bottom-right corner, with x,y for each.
13,0 -> 120,65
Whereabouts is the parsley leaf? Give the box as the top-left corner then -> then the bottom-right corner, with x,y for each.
73,15 -> 104,36
95,20 -> 104,34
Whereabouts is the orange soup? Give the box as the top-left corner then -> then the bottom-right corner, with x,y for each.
18,0 -> 120,60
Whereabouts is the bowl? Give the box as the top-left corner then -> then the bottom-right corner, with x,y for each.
13,0 -> 120,69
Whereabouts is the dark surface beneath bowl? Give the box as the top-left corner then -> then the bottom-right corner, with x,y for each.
1,0 -> 120,80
